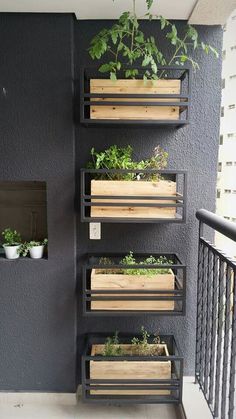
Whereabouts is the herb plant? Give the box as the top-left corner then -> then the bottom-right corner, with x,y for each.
120,251 -> 173,275
87,145 -> 168,181
103,331 -> 123,356
18,239 -> 48,257
2,228 -> 21,246
88,0 -> 218,80
101,327 -> 164,357
97,252 -> 173,275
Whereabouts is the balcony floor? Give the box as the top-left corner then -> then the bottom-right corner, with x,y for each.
0,393 -> 183,419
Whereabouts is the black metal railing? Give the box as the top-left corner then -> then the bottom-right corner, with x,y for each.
195,209 -> 236,419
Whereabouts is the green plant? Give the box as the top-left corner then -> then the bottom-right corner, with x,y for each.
18,239 -> 48,257
120,251 -> 173,275
87,145 -> 168,181
101,327 -> 164,357
103,331 -> 124,356
2,228 -> 21,246
131,327 -> 163,356
88,0 -> 218,80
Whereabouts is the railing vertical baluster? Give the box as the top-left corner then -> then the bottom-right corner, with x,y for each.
229,269 -> 236,419
214,259 -> 225,418
208,253 -> 219,408
204,249 -> 213,397
221,265 -> 232,418
200,245 -> 209,387
196,226 -> 204,378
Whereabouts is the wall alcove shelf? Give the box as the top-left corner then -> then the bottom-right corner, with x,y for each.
82,333 -> 183,404
80,66 -> 191,127
82,253 -> 186,316
81,169 -> 187,224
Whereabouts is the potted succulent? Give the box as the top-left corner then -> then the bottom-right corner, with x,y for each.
91,252 -> 175,311
90,328 -> 171,395
18,239 -> 48,259
1,228 -> 22,260
87,0 -> 218,120
87,144 -> 177,219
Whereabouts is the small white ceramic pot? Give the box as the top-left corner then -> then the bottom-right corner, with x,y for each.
29,245 -> 44,259
3,245 -> 21,260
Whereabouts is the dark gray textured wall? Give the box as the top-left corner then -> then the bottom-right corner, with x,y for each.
74,20 -> 223,379
0,14 -> 76,391
0,13 -> 222,391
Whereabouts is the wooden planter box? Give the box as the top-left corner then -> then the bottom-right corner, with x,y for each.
91,179 -> 177,219
90,343 -> 171,396
90,268 -> 175,311
90,79 -> 181,121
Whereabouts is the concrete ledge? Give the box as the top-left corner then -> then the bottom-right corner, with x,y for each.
182,377 -> 212,419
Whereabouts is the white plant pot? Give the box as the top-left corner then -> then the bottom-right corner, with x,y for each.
29,245 -> 44,259
3,245 -> 21,260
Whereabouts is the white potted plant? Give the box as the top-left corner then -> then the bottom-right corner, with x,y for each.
2,228 -> 22,260
19,239 -> 48,259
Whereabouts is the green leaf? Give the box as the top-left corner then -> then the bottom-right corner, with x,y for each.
99,63 -> 111,73
146,0 -> 153,10
142,55 -> 151,66
111,31 -> 118,45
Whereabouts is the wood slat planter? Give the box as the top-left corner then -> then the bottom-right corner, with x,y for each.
90,269 -> 175,311
90,79 -> 181,121
80,67 -> 191,126
90,344 -> 171,396
90,179 -> 177,219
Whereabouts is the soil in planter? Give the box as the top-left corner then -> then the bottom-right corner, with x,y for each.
90,268 -> 175,311
90,79 -> 181,121
89,344 -> 171,395
91,180 -> 177,219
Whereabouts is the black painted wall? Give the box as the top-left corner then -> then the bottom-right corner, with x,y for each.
0,13 -> 222,391
0,14 -> 76,391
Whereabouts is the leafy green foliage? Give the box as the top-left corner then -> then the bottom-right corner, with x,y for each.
120,251 -> 173,275
88,0 -> 218,79
101,327 -> 164,357
2,228 -> 21,246
87,145 -> 168,181
97,252 -> 173,275
18,239 -> 48,257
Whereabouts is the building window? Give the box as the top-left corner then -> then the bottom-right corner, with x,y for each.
228,104 -> 235,110
217,189 -> 221,198
224,189 -> 231,193
223,50 -> 226,60
220,135 -> 223,145
232,218 -> 236,222
226,161 -> 233,166
231,45 -> 236,51
227,133 -> 235,138
221,107 -> 224,117
224,216 -> 230,220
222,78 -> 225,89
233,190 -> 236,194
230,74 -> 236,80
218,162 -> 222,172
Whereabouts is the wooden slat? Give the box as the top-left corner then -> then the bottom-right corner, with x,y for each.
90,79 -> 181,120
91,180 -> 177,219
90,344 -> 171,395
90,270 -> 175,311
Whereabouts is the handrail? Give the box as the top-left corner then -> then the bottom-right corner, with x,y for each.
196,209 -> 236,242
